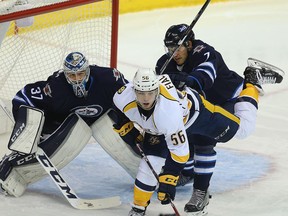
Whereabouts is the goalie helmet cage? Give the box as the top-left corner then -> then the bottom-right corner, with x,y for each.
0,0 -> 119,101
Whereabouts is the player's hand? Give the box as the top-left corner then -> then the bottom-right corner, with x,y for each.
168,72 -> 194,89
113,121 -> 143,147
157,172 -> 179,205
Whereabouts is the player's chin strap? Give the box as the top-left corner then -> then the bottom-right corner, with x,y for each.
5,104 -> 121,209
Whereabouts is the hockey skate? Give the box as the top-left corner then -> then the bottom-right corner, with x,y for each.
244,58 -> 285,95
0,153 -> 28,197
184,189 -> 210,216
128,205 -> 146,216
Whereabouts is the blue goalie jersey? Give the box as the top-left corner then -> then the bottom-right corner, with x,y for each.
12,65 -> 128,133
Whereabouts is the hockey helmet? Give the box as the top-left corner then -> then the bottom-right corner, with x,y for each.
133,68 -> 159,110
133,68 -> 159,92
164,23 -> 195,48
63,52 -> 90,98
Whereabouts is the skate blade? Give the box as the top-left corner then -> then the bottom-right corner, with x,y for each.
185,206 -> 208,216
247,57 -> 285,77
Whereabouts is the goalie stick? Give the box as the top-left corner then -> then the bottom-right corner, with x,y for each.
135,144 -> 181,216
160,0 -> 211,74
0,99 -> 121,209
35,147 -> 121,210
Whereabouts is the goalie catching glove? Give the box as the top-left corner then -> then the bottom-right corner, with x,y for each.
157,169 -> 179,205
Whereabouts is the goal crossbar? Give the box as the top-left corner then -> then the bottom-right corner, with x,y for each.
0,0 -> 101,23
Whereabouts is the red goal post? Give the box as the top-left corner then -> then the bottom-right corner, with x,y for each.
0,0 -> 119,101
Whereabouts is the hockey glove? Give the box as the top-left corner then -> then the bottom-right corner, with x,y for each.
168,72 -> 195,90
157,171 -> 179,205
113,121 -> 143,147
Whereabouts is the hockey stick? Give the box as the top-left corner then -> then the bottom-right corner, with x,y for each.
160,0 -> 211,74
0,100 -> 121,209
135,144 -> 181,216
35,147 -> 121,210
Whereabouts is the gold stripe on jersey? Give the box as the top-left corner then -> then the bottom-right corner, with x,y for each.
159,85 -> 178,101
134,186 -> 153,207
170,151 -> 190,164
152,113 -> 158,130
200,95 -> 240,124
123,100 -> 137,113
183,98 -> 192,124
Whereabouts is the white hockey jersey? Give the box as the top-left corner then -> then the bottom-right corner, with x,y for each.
113,74 -> 195,165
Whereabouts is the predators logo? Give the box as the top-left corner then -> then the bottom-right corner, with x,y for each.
148,135 -> 161,145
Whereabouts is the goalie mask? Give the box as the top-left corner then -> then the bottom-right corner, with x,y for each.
63,52 -> 90,98
164,24 -> 195,56
133,68 -> 159,111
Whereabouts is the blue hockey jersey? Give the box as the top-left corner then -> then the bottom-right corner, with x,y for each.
155,39 -> 244,105
12,65 -> 127,133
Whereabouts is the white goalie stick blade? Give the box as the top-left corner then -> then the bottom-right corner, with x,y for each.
248,57 -> 285,77
36,147 -> 121,210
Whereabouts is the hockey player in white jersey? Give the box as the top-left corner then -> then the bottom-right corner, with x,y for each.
112,66 -> 283,216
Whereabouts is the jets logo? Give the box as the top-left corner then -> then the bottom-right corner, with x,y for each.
113,68 -> 121,81
43,84 -> 52,97
71,105 -> 103,118
193,45 -> 205,54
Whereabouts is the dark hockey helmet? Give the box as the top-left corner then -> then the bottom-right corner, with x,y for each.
164,24 -> 195,48
63,52 -> 90,98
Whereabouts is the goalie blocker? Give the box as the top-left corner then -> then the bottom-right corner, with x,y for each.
0,106 -> 91,197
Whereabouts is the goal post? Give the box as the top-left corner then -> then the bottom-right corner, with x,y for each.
0,0 -> 119,101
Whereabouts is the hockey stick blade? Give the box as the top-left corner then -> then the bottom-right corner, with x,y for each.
36,147 -> 121,209
160,0 -> 211,74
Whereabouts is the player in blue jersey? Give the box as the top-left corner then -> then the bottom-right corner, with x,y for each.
11,52 -> 127,132
0,52 -> 128,197
155,23 -> 246,214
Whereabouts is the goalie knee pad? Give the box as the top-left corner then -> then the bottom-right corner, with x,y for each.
91,110 -> 141,179
0,113 -> 91,197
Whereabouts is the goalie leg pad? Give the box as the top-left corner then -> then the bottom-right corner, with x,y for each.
91,110 -> 141,179
8,105 -> 45,154
0,113 -> 91,197
0,168 -> 27,197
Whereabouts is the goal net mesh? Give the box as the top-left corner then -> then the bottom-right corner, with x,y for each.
0,0 -> 118,101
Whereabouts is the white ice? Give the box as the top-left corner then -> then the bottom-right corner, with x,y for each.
1,0 -> 288,215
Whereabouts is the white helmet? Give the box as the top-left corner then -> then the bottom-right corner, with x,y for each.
133,68 -> 159,92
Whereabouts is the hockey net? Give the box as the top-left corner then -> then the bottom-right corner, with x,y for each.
0,0 -> 119,101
